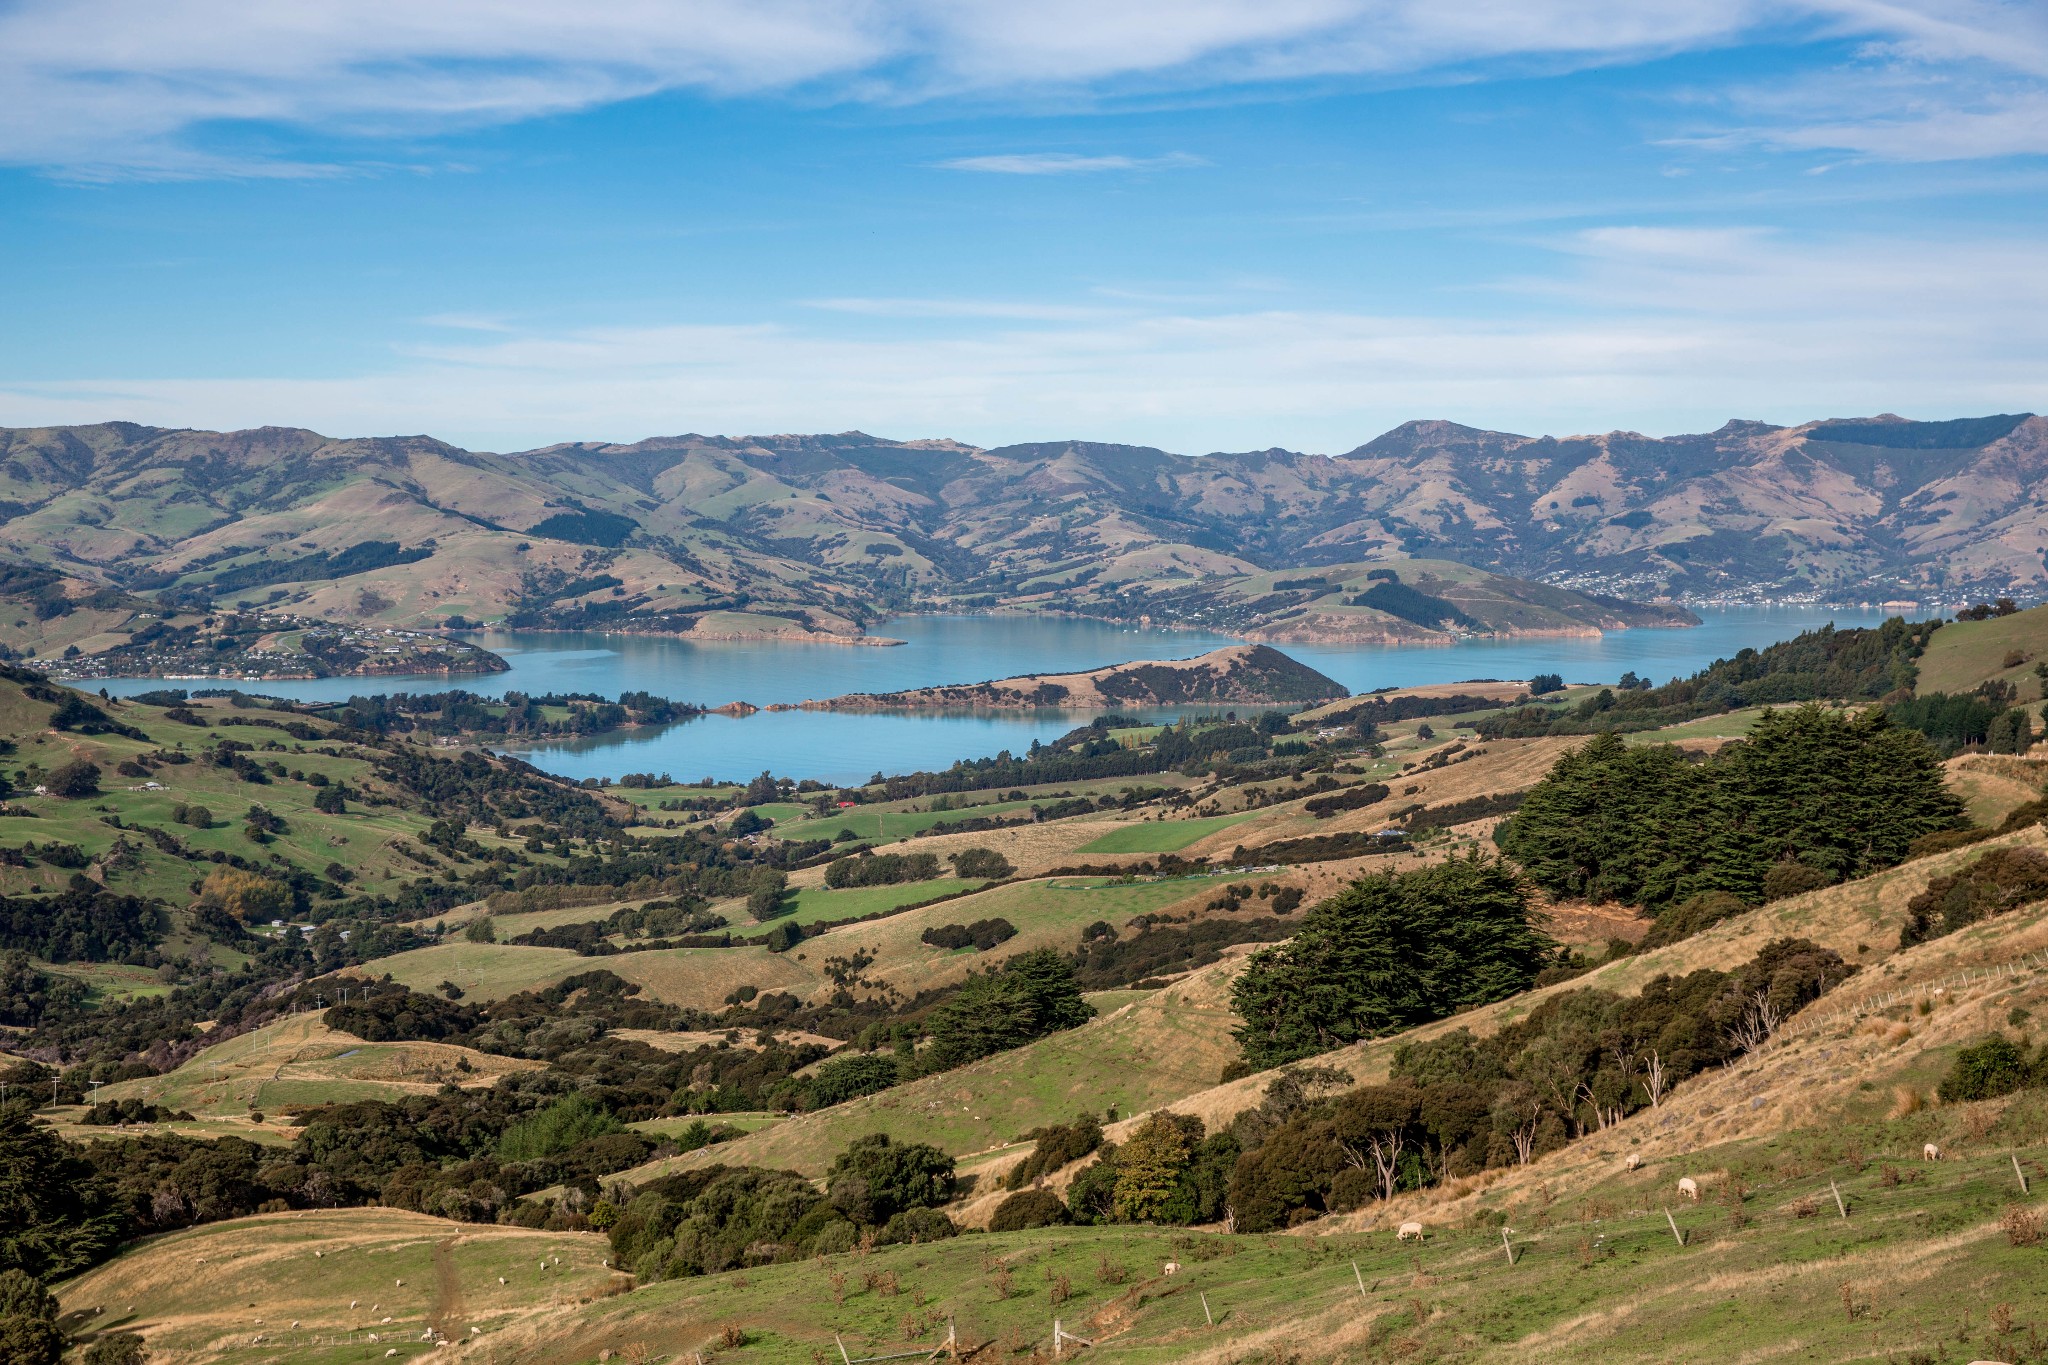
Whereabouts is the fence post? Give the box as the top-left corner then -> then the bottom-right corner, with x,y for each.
1500,1228 -> 1515,1265
1664,1209 -> 1686,1247
1353,1260 -> 1368,1299
2017,1155 -> 2032,1195
1201,1291 -> 1213,1326
1830,1180 -> 1847,1218
837,1334 -> 853,1365
1053,1319 -> 1061,1359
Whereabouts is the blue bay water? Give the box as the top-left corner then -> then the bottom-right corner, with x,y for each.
95,607 -> 1891,786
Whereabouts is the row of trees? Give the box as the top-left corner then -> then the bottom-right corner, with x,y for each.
993,937 -> 1853,1236
1495,706 -> 1963,912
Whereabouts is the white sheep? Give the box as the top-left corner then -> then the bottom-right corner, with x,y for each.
368,1334 -> 379,1343
1624,1154 -> 1641,1172
395,1278 -> 404,1286
1161,1261 -> 1181,1275
1397,1221 -> 1425,1241
387,1351 -> 399,1358
351,1300 -> 359,1310
1924,1142 -> 1941,1161
1677,1177 -> 1700,1201
498,1277 -> 507,1286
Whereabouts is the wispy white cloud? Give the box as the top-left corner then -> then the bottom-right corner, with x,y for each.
802,297 -> 1118,320
4,1 -> 2041,176
936,151 -> 1205,175
5,225 -> 2041,451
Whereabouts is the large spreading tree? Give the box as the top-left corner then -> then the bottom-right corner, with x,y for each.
1230,854 -> 1554,1070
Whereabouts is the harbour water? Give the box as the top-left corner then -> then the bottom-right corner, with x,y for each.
95,606 -> 1893,785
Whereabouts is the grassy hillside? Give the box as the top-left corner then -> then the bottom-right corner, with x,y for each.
86,1013 -> 541,1120
1916,602 -> 2048,698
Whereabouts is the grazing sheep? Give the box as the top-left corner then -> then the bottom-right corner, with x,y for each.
368,1334 -> 379,1343
498,1277 -> 507,1286
1677,1177 -> 1700,1200
1625,1154 -> 1641,1172
313,1250 -> 322,1258
1161,1261 -> 1181,1275
1924,1142 -> 1941,1161
1397,1221 -> 1425,1242
395,1278 -> 404,1286
387,1351 -> 399,1358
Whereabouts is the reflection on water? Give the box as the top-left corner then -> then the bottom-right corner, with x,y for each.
95,607 -> 1894,785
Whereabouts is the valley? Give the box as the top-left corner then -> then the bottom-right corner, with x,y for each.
5,605 -> 2048,1363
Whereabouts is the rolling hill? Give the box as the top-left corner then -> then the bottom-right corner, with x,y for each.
798,643 -> 1349,710
8,411 -> 2038,666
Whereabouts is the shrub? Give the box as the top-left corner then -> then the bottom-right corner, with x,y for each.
42,761 -> 101,799
1761,861 -> 1833,901
1938,1034 -> 2038,1103
1900,847 -> 2048,948
810,1221 -> 858,1255
0,1317 -> 64,1365
825,852 -> 941,889
876,1207 -> 956,1245
806,1054 -> 901,1109
171,803 -> 214,828
825,1134 -> 955,1227
950,847 -> 1015,880
990,1189 -> 1071,1231
497,1094 -> 622,1161
0,1270 -> 57,1322
196,867 -> 292,923
82,1333 -> 148,1365
1639,891 -> 1747,950
1005,1113 -> 1103,1190
920,918 -> 1017,952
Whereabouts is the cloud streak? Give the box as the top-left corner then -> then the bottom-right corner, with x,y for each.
936,152 -> 1205,175
5,225 -> 2041,452
3,1 -> 2043,175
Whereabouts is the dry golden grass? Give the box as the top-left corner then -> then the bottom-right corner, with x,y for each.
88,1013 -> 539,1118
58,1207 -> 616,1364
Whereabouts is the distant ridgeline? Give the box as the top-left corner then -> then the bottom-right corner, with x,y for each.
1476,618 -> 1940,739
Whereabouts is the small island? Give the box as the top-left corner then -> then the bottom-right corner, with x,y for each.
786,643 -> 1348,711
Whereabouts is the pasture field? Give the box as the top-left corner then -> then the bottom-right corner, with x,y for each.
1915,602 -> 2048,698
89,1013 -> 540,1117
58,1208 -> 619,1364
60,1133 -> 2048,1364
1622,705 -> 1771,743
776,877 -> 988,928
1074,812 -> 1257,854
589,958 -> 1242,1184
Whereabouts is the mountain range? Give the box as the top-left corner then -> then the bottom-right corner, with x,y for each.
0,411 -> 2037,653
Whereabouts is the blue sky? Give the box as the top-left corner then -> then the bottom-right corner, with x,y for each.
1,1 -> 2044,453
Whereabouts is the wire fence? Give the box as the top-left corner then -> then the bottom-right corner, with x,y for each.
1779,946 -> 2048,1039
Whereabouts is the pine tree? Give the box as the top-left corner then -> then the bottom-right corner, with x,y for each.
1231,854 -> 1553,1070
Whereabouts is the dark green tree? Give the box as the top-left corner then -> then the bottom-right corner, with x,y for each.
1230,854 -> 1553,1069
825,1133 -> 954,1226
0,1103 -> 126,1280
